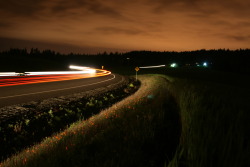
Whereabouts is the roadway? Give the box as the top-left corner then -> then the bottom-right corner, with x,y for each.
0,73 -> 123,108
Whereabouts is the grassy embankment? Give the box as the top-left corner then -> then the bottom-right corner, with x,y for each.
1,75 -> 181,167
166,71 -> 250,167
112,66 -> 250,166
1,67 -> 250,167
0,77 -> 138,162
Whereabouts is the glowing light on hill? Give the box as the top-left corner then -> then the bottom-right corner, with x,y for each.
203,62 -> 208,67
170,63 -> 177,68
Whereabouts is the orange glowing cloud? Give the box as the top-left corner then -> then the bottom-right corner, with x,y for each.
0,0 -> 249,53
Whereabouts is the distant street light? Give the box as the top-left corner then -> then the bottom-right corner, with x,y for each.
170,63 -> 177,68
203,62 -> 208,67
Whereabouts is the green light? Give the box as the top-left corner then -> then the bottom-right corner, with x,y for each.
170,63 -> 177,68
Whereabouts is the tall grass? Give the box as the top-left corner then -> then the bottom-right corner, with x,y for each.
167,76 -> 250,167
112,66 -> 250,166
1,75 -> 181,167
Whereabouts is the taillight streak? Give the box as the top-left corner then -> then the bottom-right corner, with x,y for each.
0,69 -> 111,87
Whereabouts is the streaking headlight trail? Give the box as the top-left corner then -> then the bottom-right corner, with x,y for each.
0,72 -> 16,76
69,65 -> 88,70
27,71 -> 95,75
0,66 -> 111,87
139,65 -> 166,68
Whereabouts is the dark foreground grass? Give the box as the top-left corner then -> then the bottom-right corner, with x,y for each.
167,77 -> 250,167
112,66 -> 250,166
1,75 -> 181,167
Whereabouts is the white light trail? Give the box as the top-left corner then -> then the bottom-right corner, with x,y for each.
26,66 -> 96,75
139,65 -> 166,68
0,72 -> 16,76
0,70 -> 96,76
26,71 -> 95,75
0,66 -> 106,78
69,65 -> 96,73
69,65 -> 88,70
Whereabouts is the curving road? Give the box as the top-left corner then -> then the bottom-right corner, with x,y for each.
0,73 -> 123,108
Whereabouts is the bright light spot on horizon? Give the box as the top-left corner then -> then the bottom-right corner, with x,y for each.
170,63 -> 177,68
203,62 -> 208,67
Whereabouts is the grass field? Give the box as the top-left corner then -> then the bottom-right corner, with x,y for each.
1,75 -> 181,167
1,67 -> 250,167
167,75 -> 250,167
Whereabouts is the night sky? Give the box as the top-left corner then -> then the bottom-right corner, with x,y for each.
0,0 -> 249,54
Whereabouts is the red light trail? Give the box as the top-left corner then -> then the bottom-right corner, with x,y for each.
0,69 -> 111,87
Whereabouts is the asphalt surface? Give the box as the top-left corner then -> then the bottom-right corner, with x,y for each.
0,74 -> 123,108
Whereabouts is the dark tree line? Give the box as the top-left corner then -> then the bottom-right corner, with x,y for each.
0,48 -> 249,74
